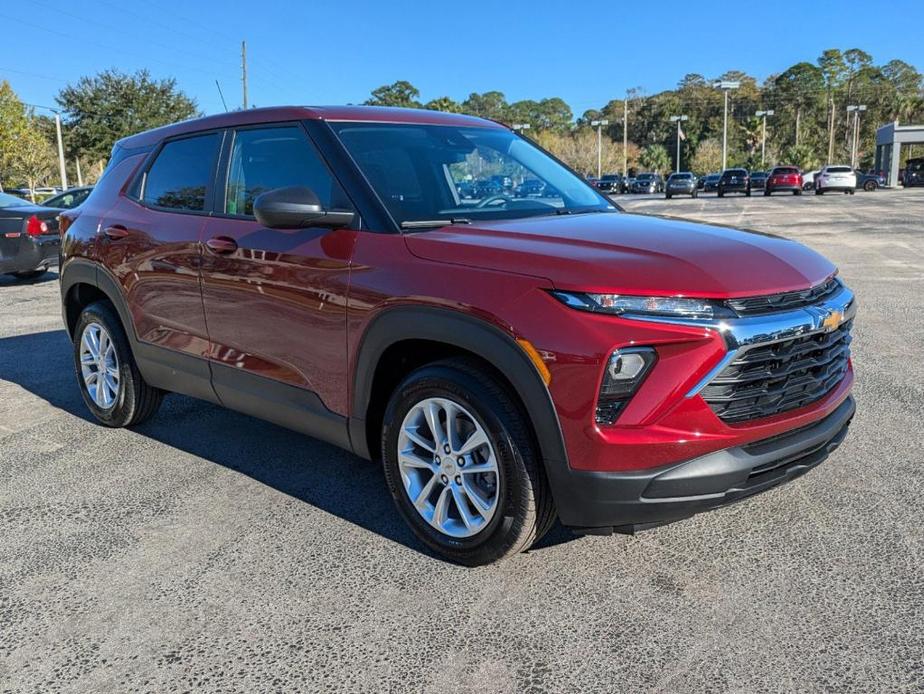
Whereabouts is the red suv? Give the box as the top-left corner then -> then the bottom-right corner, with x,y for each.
59,107 -> 856,565
765,166 -> 804,196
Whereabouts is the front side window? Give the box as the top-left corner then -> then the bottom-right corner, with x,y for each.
143,133 -> 220,211
225,125 -> 346,216
331,123 -> 612,226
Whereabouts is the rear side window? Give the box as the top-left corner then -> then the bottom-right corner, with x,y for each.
225,125 -> 347,216
143,133 -> 220,212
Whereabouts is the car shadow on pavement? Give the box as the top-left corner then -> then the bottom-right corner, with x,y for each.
0,269 -> 60,287
0,329 -> 580,561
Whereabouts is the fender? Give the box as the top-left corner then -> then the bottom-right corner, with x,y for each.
60,258 -> 217,404
350,306 -> 574,506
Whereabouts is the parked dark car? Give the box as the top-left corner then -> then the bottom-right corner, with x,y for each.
515,179 -> 546,197
765,166 -> 803,196
490,174 -> 513,191
749,171 -> 768,190
595,174 -> 623,194
903,158 -> 924,187
0,192 -> 60,279
473,179 -> 503,198
41,186 -> 94,209
856,171 -> 886,191
58,105 -> 856,566
702,173 -> 721,192
630,173 -> 664,193
718,169 -> 751,197
665,172 -> 698,199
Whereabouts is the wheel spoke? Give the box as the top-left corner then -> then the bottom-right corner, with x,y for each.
404,425 -> 436,453
431,485 -> 451,528
461,477 -> 494,518
461,454 -> 498,475
413,473 -> 438,510
450,484 -> 475,530
443,401 -> 461,452
399,450 -> 435,471
424,401 -> 446,448
457,428 -> 488,456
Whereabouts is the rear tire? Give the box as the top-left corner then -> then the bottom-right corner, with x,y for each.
794,189 -> 802,196
381,358 -> 555,566
815,188 -> 824,195
718,190 -> 724,198
746,189 -> 752,197
863,180 -> 876,191
73,301 -> 164,428
764,189 -> 771,196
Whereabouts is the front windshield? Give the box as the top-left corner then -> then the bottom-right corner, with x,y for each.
331,122 -> 613,226
0,192 -> 29,208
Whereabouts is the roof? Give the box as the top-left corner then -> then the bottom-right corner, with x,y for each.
117,105 -> 504,149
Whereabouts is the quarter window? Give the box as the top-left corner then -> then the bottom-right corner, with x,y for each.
225,126 -> 345,216
143,133 -> 219,211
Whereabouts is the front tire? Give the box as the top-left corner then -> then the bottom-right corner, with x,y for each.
73,301 -> 164,428
381,358 -> 555,566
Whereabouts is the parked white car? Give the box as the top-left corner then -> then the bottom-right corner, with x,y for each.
814,166 -> 857,195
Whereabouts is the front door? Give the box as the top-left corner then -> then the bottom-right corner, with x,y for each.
199,124 -> 357,422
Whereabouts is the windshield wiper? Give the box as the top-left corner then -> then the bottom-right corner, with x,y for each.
553,207 -> 614,216
400,218 -> 472,229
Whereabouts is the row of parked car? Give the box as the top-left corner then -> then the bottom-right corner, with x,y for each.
592,165 -> 894,200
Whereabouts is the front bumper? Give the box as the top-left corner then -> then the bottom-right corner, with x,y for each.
558,395 -> 855,533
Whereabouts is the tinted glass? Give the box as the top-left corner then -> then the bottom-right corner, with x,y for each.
670,173 -> 692,180
773,167 -> 799,175
225,126 -> 347,216
143,133 -> 219,211
331,123 -> 611,225
909,160 -> 924,172
826,166 -> 852,173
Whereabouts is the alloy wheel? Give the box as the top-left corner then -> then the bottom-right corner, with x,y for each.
397,397 -> 500,538
79,322 -> 120,409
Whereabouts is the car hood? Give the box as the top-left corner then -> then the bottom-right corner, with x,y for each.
404,212 -> 835,298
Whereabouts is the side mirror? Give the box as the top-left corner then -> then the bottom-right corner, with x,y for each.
253,186 -> 354,229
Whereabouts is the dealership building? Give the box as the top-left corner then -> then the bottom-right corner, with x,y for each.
874,121 -> 924,186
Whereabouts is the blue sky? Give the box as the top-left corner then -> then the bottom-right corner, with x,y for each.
2,0 -> 922,118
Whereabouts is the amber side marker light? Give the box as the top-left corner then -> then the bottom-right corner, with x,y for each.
516,338 -> 552,385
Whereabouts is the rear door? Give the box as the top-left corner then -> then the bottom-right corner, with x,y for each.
198,123 -> 357,418
98,131 -> 221,400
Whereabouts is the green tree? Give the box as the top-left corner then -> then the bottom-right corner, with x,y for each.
461,91 -> 508,122
0,80 -> 30,191
639,143 -> 670,173
772,62 -> 825,148
56,69 -> 199,164
366,80 -> 421,108
10,127 -> 56,201
423,96 -> 462,113
690,138 -> 722,174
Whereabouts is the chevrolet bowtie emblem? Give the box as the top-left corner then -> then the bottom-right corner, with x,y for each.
822,309 -> 844,332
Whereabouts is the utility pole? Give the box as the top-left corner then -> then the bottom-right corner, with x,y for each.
241,40 -> 248,110
623,96 -> 629,178
591,119 -> 609,179
756,110 -> 774,167
669,115 -> 688,172
54,113 -> 68,191
847,105 -> 866,168
76,157 -> 83,187
714,81 -> 740,171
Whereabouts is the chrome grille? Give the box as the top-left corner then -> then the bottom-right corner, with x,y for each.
726,277 -> 841,316
701,319 -> 852,423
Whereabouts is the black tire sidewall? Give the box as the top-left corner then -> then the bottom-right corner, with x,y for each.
381,363 -> 537,564
73,302 -> 142,427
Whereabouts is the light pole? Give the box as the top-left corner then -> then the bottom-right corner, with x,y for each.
714,81 -> 740,171
755,109 -> 774,167
846,105 -> 866,168
669,115 -> 688,173
591,119 -> 609,179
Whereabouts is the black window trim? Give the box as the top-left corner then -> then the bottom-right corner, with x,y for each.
211,120 -> 360,227
128,128 -> 225,217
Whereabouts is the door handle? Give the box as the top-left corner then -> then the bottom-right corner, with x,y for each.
103,225 -> 130,240
205,236 -> 238,254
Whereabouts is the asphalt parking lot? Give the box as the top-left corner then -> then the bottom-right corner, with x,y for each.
2,188 -> 922,693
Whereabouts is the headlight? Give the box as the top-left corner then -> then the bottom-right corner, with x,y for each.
551,291 -> 735,320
